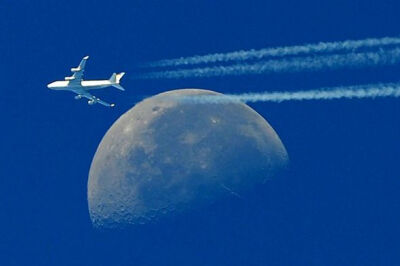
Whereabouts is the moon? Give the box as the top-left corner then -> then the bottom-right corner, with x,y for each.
88,89 -> 288,227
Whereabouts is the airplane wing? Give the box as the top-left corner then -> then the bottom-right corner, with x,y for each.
65,56 -> 89,85
73,89 -> 115,107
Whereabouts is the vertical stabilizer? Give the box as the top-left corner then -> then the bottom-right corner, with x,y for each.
109,72 -> 126,91
116,72 -> 125,83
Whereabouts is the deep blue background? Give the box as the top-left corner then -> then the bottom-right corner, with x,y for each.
1,0 -> 400,265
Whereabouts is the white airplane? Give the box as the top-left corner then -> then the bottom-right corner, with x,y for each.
47,56 -> 125,107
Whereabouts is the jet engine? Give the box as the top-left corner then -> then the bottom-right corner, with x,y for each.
65,76 -> 75,81
75,95 -> 82,100
88,99 -> 96,105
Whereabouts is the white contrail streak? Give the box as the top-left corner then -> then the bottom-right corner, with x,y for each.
142,36 -> 400,68
135,48 -> 400,80
177,83 -> 400,104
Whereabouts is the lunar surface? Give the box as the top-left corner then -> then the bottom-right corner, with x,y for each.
88,89 -> 288,227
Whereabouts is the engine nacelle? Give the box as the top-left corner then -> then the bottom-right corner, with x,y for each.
65,76 -> 75,81
88,99 -> 96,105
71,67 -> 81,72
75,95 -> 82,100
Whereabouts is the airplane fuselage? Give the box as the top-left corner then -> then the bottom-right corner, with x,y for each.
47,80 -> 113,91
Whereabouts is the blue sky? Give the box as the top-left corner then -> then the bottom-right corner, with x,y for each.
1,0 -> 400,265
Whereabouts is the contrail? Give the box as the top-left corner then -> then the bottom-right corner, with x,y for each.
134,48 -> 400,80
141,36 -> 400,68
176,83 -> 400,104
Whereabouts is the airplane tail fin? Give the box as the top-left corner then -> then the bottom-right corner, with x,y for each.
110,72 -> 126,91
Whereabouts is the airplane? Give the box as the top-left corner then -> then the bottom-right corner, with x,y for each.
47,56 -> 125,107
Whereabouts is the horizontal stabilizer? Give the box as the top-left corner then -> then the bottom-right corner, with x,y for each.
112,84 -> 125,91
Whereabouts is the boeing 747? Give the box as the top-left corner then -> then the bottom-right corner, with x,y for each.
47,56 -> 125,107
